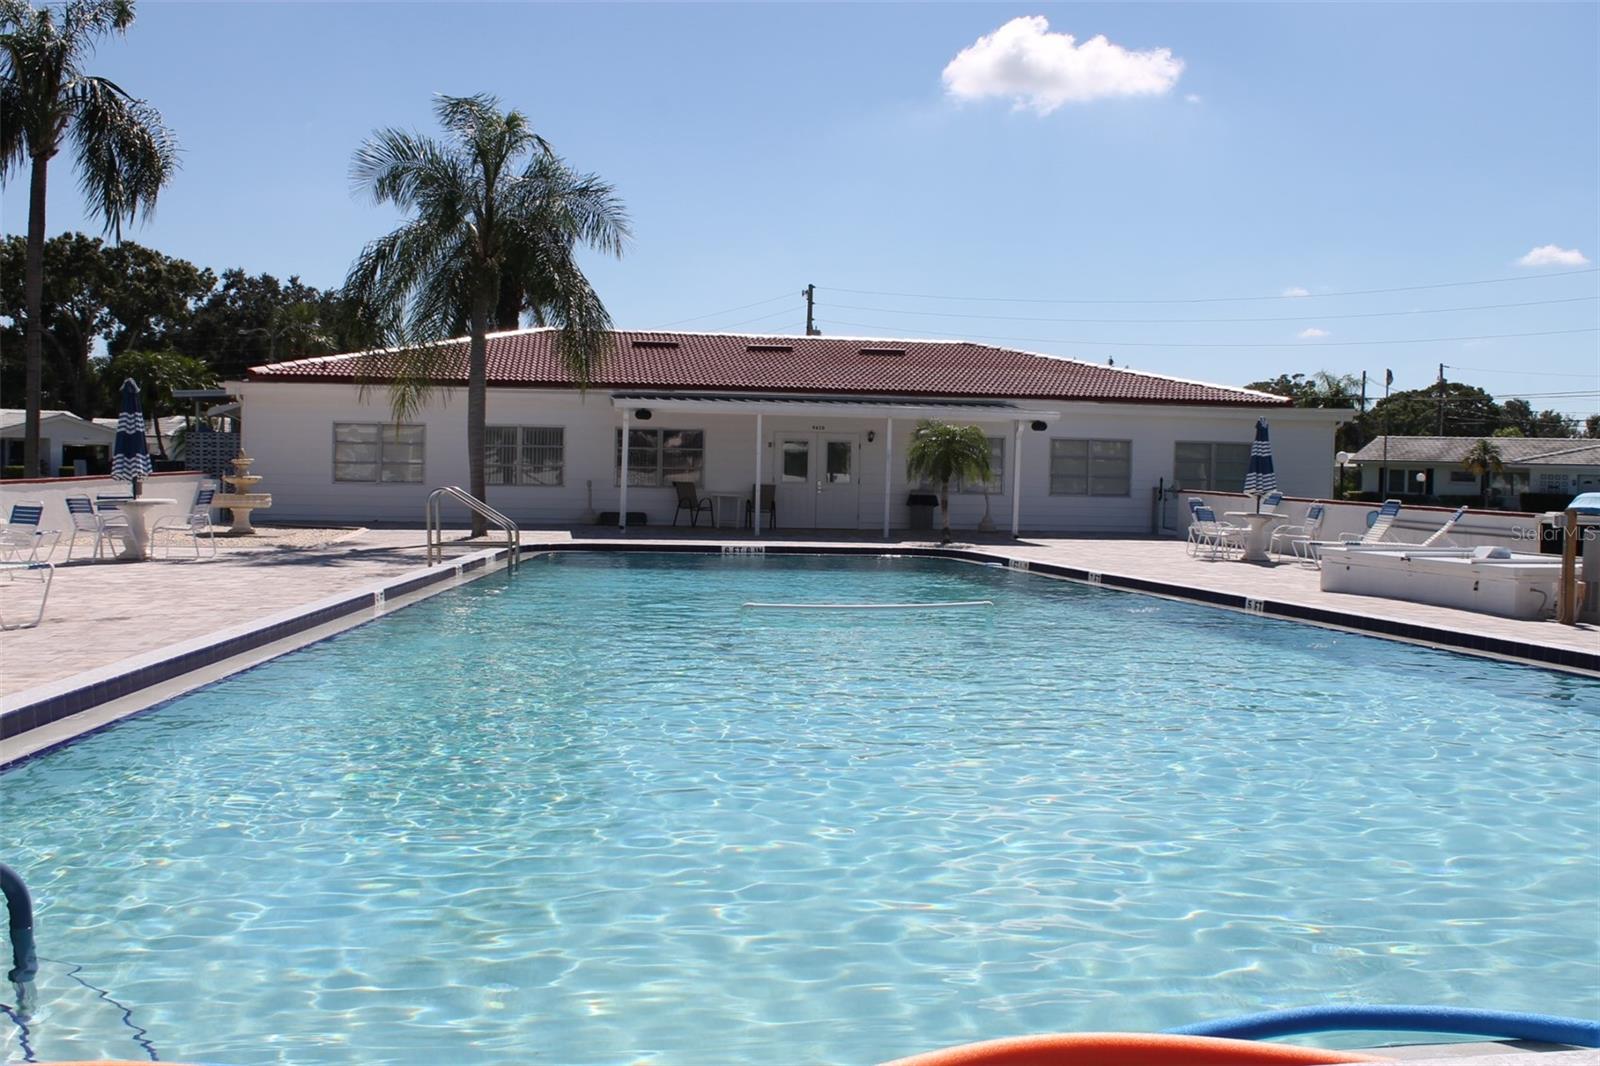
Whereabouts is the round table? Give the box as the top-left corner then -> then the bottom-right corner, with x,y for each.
1223,511 -> 1289,563
110,498 -> 178,560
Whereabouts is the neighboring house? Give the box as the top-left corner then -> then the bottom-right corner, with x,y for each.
90,415 -> 188,463
1349,435 -> 1600,506
231,329 -> 1350,533
0,408 -> 116,475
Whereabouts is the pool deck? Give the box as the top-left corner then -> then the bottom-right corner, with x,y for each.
1,525 -> 1595,758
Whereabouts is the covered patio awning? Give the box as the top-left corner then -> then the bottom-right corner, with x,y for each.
610,393 -> 1061,537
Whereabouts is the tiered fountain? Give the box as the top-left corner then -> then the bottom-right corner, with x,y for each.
211,452 -> 273,533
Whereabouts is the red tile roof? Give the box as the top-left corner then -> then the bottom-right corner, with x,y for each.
245,329 -> 1287,407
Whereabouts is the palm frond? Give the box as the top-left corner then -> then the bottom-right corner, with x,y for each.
61,0 -> 131,43
66,73 -> 177,237
350,127 -> 456,210
510,152 -> 630,256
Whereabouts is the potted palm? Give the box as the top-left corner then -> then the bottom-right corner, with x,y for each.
906,420 -> 992,544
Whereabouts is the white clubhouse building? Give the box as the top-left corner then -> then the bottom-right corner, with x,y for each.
232,329 -> 1349,535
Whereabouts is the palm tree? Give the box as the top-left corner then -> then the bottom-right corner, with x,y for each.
906,420 -> 992,544
1462,438 -> 1504,508
1,0 -> 176,476
344,93 -> 628,534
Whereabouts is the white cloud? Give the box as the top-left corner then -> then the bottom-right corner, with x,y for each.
942,16 -> 1184,115
1517,244 -> 1590,267
1298,327 -> 1330,339
1184,93 -> 1203,104
1282,286 -> 1310,298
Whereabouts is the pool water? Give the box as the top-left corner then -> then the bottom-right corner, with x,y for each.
3,553 -> 1597,1064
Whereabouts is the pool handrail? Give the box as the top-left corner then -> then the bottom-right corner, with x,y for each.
0,861 -> 37,983
425,486 -> 520,571
1166,1005 -> 1600,1048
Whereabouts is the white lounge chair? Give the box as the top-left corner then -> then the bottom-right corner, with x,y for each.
1301,499 -> 1402,567
1271,503 -> 1326,560
63,495 -> 133,562
1417,505 -> 1467,548
0,501 -> 60,564
152,482 -> 219,560
1189,505 -> 1245,559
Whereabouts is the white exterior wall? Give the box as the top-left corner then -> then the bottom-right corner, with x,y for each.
235,381 -> 1343,533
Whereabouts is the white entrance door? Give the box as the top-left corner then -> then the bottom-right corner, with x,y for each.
774,433 -> 860,528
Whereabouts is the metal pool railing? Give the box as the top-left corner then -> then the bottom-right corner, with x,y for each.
1,862 -> 37,983
425,486 -> 520,572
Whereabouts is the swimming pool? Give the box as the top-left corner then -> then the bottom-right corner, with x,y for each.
3,553 -> 1597,1064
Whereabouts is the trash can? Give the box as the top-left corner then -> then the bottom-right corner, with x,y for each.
907,492 -> 938,531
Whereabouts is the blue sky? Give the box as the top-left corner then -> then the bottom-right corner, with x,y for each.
5,2 -> 1597,419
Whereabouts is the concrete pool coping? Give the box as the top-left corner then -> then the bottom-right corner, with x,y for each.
2,532 -> 1595,766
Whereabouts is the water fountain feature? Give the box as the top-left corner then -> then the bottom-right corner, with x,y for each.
211,452 -> 273,533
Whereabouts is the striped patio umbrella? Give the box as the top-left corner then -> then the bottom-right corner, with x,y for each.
1242,417 -> 1277,511
111,377 -> 153,497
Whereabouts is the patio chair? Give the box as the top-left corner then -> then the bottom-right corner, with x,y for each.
0,501 -> 60,564
744,484 -> 777,530
152,482 -> 218,559
1270,503 -> 1326,561
1184,498 -> 1207,554
63,495 -> 132,562
670,479 -> 714,528
1189,505 -> 1245,559
1261,490 -> 1285,513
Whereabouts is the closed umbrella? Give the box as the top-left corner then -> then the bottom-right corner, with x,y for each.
111,378 -> 153,498
1243,417 -> 1277,512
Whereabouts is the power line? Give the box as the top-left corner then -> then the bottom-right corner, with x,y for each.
721,306 -> 800,330
818,268 -> 1598,307
819,295 -> 1596,326
817,318 -> 1600,350
1443,365 -> 1600,378
654,292 -> 792,328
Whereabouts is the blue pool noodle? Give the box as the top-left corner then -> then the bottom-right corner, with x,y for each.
1167,1005 -> 1600,1048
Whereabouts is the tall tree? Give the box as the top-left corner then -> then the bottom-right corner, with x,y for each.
0,0 -> 177,474
1586,414 -> 1600,439
344,93 -> 628,533
1364,382 -> 1503,439
906,421 -> 993,544
0,232 -> 211,415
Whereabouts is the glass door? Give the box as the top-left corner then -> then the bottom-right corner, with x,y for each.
774,435 -> 815,528
815,434 -> 860,528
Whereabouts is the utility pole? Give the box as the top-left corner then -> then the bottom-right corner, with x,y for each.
1380,369 -> 1393,497
1436,363 -> 1447,436
803,284 -> 820,336
1359,371 -> 1367,414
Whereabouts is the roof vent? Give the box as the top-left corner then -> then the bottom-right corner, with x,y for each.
631,339 -> 680,350
746,343 -> 793,352
859,346 -> 907,357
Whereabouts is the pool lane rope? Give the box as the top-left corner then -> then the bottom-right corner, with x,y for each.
741,600 -> 994,610
1166,1005 -> 1600,1048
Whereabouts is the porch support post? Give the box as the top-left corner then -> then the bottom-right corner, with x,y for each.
1010,420 -> 1025,538
753,412 -> 764,536
619,407 -> 630,530
882,416 -> 894,540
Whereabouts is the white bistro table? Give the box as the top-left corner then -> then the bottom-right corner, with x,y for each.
1223,511 -> 1288,563
111,498 -> 177,560
711,493 -> 745,529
